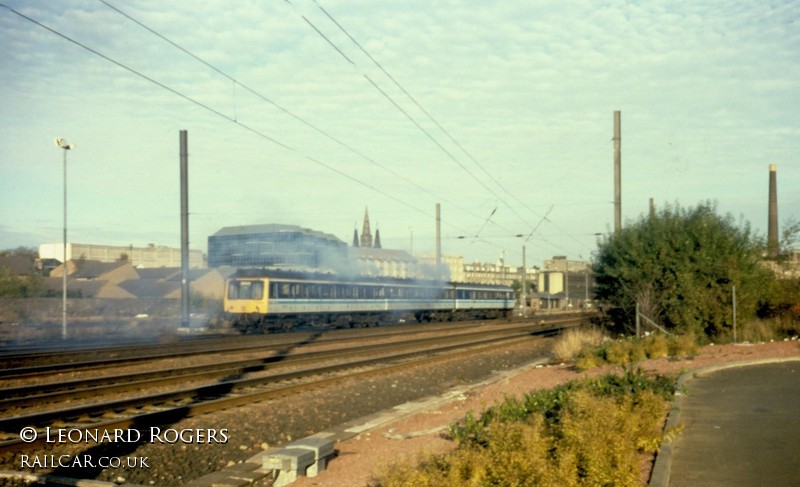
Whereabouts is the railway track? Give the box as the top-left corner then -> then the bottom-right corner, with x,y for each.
0,318 -> 577,454
0,317 -> 566,375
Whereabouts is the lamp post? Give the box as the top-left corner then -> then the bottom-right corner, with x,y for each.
54,137 -> 74,340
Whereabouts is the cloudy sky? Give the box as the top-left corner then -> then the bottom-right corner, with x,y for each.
1,0 -> 798,268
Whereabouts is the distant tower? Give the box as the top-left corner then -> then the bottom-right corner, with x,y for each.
768,164 -> 779,258
373,228 -> 382,249
360,207 -> 373,248
352,228 -> 359,247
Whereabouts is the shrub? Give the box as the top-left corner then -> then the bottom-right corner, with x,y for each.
572,332 -> 697,370
574,349 -> 604,371
557,389 -> 665,485
668,332 -> 699,357
602,338 -> 648,366
592,202 -> 773,338
643,333 -> 669,359
738,319 -> 776,343
377,369 -> 674,487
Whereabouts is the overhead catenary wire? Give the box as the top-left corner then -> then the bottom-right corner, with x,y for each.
285,1 -> 525,236
309,0 -> 547,232
104,0 -> 596,260
0,3 -> 294,152
96,0 -> 533,256
301,0 -> 604,260
2,1 -> 520,257
0,4 -> 428,215
311,0 -> 608,261
4,2 -> 598,263
98,0 -> 508,234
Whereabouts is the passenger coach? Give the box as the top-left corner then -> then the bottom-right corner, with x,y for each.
224,269 -> 513,333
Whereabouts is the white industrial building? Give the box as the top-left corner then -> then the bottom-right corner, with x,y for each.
39,243 -> 204,269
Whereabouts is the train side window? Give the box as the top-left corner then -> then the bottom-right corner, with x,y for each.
250,281 -> 264,300
270,283 -> 278,298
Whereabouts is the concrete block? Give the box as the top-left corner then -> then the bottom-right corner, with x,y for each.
263,448 -> 315,487
286,436 -> 336,477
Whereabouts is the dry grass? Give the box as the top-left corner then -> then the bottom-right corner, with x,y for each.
552,326 -> 606,361
738,320 -> 778,343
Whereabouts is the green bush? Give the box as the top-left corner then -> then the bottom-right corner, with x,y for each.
592,202 -> 773,339
574,349 -> 604,371
667,332 -> 699,357
569,332 -> 697,371
377,369 -> 675,487
602,339 -> 632,366
643,333 -> 669,359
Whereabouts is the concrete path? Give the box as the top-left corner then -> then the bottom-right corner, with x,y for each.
663,360 -> 800,487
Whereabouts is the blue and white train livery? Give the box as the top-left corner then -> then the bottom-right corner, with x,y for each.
224,269 -> 514,333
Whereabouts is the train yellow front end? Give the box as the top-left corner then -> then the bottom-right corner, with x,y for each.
224,276 -> 269,318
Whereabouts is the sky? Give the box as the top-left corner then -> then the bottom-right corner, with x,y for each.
1,0 -> 798,269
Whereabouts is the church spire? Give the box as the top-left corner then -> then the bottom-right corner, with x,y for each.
373,228 -> 382,249
360,207 -> 373,248
352,228 -> 359,247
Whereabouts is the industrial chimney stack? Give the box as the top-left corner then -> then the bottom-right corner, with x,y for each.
768,164 -> 779,258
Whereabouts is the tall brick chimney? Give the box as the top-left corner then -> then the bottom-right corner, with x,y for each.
768,164 -> 779,258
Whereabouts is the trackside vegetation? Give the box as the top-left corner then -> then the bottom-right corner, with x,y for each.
552,326 -> 699,371
371,202 -> 800,486
371,369 -> 676,487
591,202 -> 776,338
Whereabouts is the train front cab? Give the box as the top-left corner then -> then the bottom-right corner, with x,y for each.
224,277 -> 269,318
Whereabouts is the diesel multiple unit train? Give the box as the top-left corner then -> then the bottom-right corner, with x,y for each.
224,269 -> 515,333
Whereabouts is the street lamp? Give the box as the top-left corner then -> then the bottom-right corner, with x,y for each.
54,137 -> 74,340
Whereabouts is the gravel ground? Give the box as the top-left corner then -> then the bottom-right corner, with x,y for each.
0,336 -> 553,486
288,339 -> 800,487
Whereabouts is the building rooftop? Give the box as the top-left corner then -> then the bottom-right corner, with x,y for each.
211,224 -> 344,244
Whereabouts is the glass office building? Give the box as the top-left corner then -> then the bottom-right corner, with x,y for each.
208,224 -> 348,270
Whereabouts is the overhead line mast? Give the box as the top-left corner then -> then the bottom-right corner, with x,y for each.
613,110 -> 622,234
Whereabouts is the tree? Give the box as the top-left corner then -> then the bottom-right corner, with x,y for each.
0,246 -> 38,259
0,266 -> 44,297
591,202 -> 773,338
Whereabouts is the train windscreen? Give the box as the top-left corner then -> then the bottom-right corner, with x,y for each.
227,280 -> 264,300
